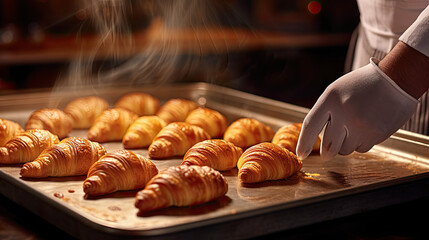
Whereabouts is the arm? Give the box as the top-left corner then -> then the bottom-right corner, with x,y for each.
379,41 -> 429,99
296,5 -> 429,161
383,4 -> 429,99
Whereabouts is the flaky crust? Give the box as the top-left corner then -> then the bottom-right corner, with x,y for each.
223,118 -> 274,149
237,142 -> 302,183
148,122 -> 211,159
25,108 -> 73,139
83,150 -> 158,196
0,119 -> 23,147
64,96 -> 109,129
114,92 -> 160,116
122,116 -> 166,149
87,108 -> 138,143
156,98 -> 198,124
182,139 -> 243,171
185,108 -> 228,138
0,129 -> 59,164
20,137 -> 106,178
272,123 -> 321,154
135,165 -> 228,212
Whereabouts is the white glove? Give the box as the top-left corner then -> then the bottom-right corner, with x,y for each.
296,58 -> 418,161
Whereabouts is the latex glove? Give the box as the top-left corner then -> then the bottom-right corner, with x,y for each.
296,58 -> 418,161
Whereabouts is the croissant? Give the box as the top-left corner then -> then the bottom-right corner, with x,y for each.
272,123 -> 321,154
25,108 -> 73,139
0,118 -> 23,147
63,96 -> 109,129
0,129 -> 59,164
87,108 -> 138,143
156,98 -> 198,124
135,165 -> 228,212
114,92 -> 160,116
185,108 -> 228,138
83,150 -> 158,196
148,122 -> 210,159
182,139 -> 243,171
122,116 -> 166,149
223,118 -> 274,149
237,142 -> 302,183
20,137 -> 106,178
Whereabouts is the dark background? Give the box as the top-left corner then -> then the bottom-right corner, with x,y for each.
0,0 -> 360,108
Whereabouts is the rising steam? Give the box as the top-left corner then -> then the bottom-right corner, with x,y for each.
52,0 -> 252,94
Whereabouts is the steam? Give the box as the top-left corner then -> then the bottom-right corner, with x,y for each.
52,0 -> 251,95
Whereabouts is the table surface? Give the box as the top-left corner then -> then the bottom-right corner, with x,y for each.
1,193 -> 427,240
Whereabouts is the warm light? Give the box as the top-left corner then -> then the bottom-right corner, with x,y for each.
308,1 -> 322,15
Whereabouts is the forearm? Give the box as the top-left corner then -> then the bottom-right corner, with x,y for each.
378,41 -> 429,99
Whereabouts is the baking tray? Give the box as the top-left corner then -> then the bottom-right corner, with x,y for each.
0,82 -> 428,239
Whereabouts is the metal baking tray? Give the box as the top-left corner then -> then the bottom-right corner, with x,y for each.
0,82 -> 428,239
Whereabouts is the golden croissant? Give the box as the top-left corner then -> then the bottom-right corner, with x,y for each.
182,139 -> 243,171
148,122 -> 210,159
25,108 -> 73,139
156,98 -> 198,124
114,92 -> 160,116
185,108 -> 228,138
223,118 -> 274,149
20,137 -> 106,178
0,118 -> 23,147
63,96 -> 109,129
0,129 -> 59,164
83,150 -> 158,196
237,142 -> 302,183
272,123 -> 321,154
122,116 -> 166,149
87,108 -> 138,143
135,165 -> 228,212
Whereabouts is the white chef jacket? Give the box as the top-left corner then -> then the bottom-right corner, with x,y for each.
350,0 -> 429,135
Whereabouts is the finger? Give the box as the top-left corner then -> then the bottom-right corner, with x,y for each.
320,120 -> 346,161
338,128 -> 359,155
355,143 -> 374,153
297,109 -> 330,160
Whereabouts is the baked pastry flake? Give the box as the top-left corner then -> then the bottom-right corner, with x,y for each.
25,108 -> 73,139
122,116 -> 166,149
185,108 -> 228,138
20,137 -> 106,178
182,139 -> 243,171
84,149 -> 158,196
237,142 -> 302,183
64,96 -> 109,129
135,165 -> 228,212
114,92 -> 160,116
148,122 -> 210,159
87,108 -> 138,143
156,98 -> 198,124
0,129 -> 59,164
223,118 -> 274,149
0,118 -> 23,147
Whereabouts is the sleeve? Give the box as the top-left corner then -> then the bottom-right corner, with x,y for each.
399,5 -> 429,57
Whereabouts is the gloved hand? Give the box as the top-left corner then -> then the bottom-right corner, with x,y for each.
296,58 -> 418,161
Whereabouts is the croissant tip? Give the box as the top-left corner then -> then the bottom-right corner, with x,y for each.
20,165 -> 29,177
0,147 -> 9,163
83,177 -> 103,195
83,181 -> 94,194
148,145 -> 168,159
238,168 -> 256,184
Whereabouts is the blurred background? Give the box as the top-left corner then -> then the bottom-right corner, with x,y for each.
0,0 -> 359,108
